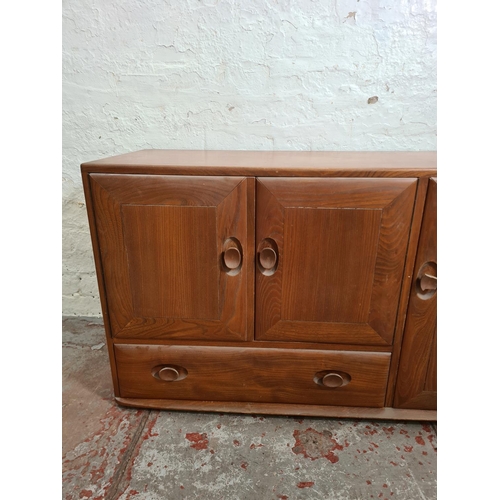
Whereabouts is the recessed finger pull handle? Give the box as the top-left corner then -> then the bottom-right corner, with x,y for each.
314,370 -> 351,388
416,261 -> 437,299
419,273 -> 437,292
257,238 -> 279,275
223,247 -> 241,270
222,237 -> 243,274
322,373 -> 345,388
152,364 -> 188,382
259,247 -> 277,270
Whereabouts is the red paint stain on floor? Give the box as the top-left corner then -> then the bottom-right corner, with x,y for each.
404,445 -> 413,453
366,480 -> 372,485
233,439 -> 241,446
79,490 -> 93,498
297,482 -> 315,488
250,443 -> 264,449
277,495 -> 289,500
185,432 -> 209,450
241,462 -> 248,470
292,428 -> 343,464
415,436 -> 425,446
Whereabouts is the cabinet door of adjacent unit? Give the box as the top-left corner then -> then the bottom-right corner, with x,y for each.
255,177 -> 417,345
89,174 -> 253,341
394,178 -> 437,409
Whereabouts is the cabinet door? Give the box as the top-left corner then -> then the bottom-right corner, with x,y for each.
394,178 -> 437,409
89,174 -> 253,341
255,177 -> 417,345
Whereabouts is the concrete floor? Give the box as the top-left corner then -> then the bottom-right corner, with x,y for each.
62,317 -> 437,500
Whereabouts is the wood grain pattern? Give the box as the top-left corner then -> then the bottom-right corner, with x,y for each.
114,344 -> 391,407
282,208 -> 380,323
255,178 -> 417,345
122,205 -> 218,319
81,150 -> 437,178
394,178 -> 437,410
115,398 -> 436,421
89,174 -> 252,341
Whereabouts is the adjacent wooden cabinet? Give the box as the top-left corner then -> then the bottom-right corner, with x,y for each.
81,150 -> 437,420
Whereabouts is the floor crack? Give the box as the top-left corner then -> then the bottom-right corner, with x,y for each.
105,410 -> 150,500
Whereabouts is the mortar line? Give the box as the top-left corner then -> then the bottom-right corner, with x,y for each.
105,410 -> 151,500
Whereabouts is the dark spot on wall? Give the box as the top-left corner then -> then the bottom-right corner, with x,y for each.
368,96 -> 379,104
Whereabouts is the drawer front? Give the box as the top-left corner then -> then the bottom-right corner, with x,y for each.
115,345 -> 391,408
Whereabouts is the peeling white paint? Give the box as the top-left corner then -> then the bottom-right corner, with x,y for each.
62,0 -> 437,316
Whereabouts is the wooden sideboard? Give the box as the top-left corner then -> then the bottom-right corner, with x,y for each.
81,150 -> 437,420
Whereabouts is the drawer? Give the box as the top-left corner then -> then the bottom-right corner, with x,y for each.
115,345 -> 391,408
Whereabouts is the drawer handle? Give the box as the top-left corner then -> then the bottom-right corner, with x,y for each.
152,364 -> 188,382
158,366 -> 180,381
314,370 -> 351,388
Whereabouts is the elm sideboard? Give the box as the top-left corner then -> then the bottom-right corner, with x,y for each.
81,150 -> 437,420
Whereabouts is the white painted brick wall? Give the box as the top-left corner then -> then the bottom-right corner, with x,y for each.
62,0 -> 437,316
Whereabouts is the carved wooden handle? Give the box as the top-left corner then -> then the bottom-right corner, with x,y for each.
223,247 -> 241,270
158,366 -> 180,381
419,273 -> 437,292
152,365 -> 188,382
314,370 -> 351,388
321,373 -> 345,388
259,247 -> 277,270
416,262 -> 437,299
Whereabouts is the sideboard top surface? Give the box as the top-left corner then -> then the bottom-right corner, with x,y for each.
81,149 -> 437,177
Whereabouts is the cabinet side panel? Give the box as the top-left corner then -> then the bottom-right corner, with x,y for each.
81,170 -> 121,396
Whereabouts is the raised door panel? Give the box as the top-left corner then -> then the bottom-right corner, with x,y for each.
255,177 -> 417,345
89,174 -> 253,341
394,178 -> 437,409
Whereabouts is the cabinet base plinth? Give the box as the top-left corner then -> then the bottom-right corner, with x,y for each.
115,397 -> 436,421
